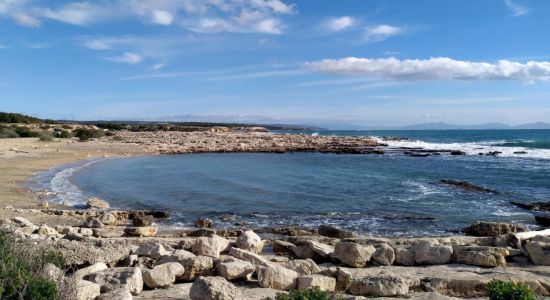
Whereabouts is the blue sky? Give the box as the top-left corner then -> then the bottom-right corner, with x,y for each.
1,0 -> 550,127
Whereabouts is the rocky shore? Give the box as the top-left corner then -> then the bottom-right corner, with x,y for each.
2,204 -> 550,300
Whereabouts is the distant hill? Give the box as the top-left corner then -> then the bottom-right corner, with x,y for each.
396,122 -> 550,130
0,112 -> 42,124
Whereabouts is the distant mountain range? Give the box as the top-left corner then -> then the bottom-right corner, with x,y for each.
391,122 -> 550,130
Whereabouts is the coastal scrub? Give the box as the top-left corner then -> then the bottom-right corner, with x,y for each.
487,280 -> 535,300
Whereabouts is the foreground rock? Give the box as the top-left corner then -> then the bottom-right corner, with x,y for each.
87,267 -> 143,295
257,265 -> 299,290
332,242 -> 375,267
297,274 -> 336,291
217,260 -> 255,280
192,235 -> 230,258
143,262 -> 185,288
413,240 -> 453,265
525,240 -> 550,265
455,245 -> 509,267
235,230 -> 263,254
349,275 -> 409,297
95,288 -> 133,300
76,280 -> 101,300
190,276 -> 243,300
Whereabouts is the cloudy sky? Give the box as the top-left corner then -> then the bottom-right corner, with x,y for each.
1,0 -> 549,127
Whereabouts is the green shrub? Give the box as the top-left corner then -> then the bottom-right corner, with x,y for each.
73,127 -> 105,141
39,131 -> 53,141
0,126 -> 18,138
272,287 -> 332,300
488,280 -> 535,300
14,126 -> 39,138
53,129 -> 72,138
0,231 -> 63,300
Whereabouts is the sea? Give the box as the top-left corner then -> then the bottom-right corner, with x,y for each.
30,129 -> 550,237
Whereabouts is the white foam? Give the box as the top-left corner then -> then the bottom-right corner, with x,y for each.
47,159 -> 102,205
376,137 -> 550,160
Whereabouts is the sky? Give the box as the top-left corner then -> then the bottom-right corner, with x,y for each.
1,0 -> 550,128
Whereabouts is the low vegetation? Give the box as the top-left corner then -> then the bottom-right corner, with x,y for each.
487,280 -> 535,300
0,231 -> 66,300
271,287 -> 333,300
0,112 -> 42,124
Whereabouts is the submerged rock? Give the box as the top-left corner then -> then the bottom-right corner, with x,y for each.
440,180 -> 499,194
133,215 -> 153,227
194,218 -> 213,228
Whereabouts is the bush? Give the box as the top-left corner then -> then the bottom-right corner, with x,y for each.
488,280 -> 535,300
53,129 -> 72,138
14,126 -> 40,138
272,287 -> 333,300
0,231 -> 64,300
0,126 -> 18,138
39,131 -> 53,141
73,128 -> 105,141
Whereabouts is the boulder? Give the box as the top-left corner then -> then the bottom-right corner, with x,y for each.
229,247 -> 273,267
308,241 -> 334,259
190,276 -> 242,300
217,260 -> 255,280
525,241 -> 550,265
74,262 -> 108,279
95,288 -> 133,300
124,226 -> 157,237
75,280 -> 101,300
79,228 -> 94,236
133,215 -> 154,227
53,239 -> 132,266
235,230 -> 263,254
535,215 -> 550,227
318,225 -> 357,239
292,245 -> 319,260
413,240 -> 453,265
332,242 -> 375,267
86,197 -> 110,209
394,247 -> 415,266
284,259 -> 321,275
273,240 -> 296,254
297,275 -> 336,291
257,265 -> 299,290
87,267 -> 143,295
134,242 -> 168,260
192,235 -> 230,258
179,256 -> 215,281
187,228 -> 217,237
195,218 -> 213,228
462,222 -> 527,236
55,225 -> 78,235
12,217 -> 37,229
81,217 -> 103,229
455,246 -> 509,267
156,250 -> 196,265
372,243 -> 395,266
349,275 -> 409,297
99,212 -> 117,225
41,263 -> 63,282
335,268 -> 353,292
37,224 -> 58,236
143,262 -> 185,288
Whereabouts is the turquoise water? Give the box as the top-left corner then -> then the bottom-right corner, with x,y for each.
36,130 -> 550,236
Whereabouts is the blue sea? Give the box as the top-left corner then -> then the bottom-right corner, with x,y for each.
32,130 -> 550,237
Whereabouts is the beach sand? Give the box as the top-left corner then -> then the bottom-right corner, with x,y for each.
0,138 -> 150,225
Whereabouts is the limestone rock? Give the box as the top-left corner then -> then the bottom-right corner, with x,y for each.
190,276 -> 243,300
318,225 -> 357,239
124,226 -> 157,237
455,246 -> 509,267
284,259 -> 321,275
135,242 -> 168,260
12,216 -> 37,229
95,287 -> 133,300
257,265 -> 299,290
81,217 -> 103,229
308,241 -> 334,259
462,222 -> 527,237
273,240 -> 296,254
75,262 -> 108,279
86,197 -> 110,209
332,242 -> 375,267
229,247 -> 273,267
395,247 -> 415,266
335,268 -> 353,292
99,212 -> 117,225
192,235 -> 230,258
133,215 -> 153,227
217,260 -> 255,280
297,275 -> 336,291
87,267 -> 143,295
76,280 -> 101,300
195,218 -> 213,228
41,263 -> 63,282
143,262 -> 185,288
179,256 -> 215,281
525,241 -> 550,265
53,239 -> 132,266
372,243 -> 395,266
156,249 -> 196,265
37,224 -> 58,236
235,230 -> 263,254
413,240 -> 453,265
349,275 -> 409,297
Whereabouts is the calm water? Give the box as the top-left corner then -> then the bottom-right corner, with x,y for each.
34,130 -> 550,237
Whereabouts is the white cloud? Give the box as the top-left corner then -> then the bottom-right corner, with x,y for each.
306,57 -> 550,81
39,2 -> 108,25
12,12 -> 40,27
364,25 -> 404,43
326,16 -> 355,32
106,52 -> 144,64
151,10 -> 173,25
151,63 -> 167,71
504,0 -> 528,17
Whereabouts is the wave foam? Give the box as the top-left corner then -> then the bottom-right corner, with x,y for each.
46,159 -> 102,205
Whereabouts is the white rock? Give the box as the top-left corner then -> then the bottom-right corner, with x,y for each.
413,240 -> 453,265
135,242 -> 168,260
190,276 -> 243,300
229,247 -> 273,267
87,267 -> 143,295
74,262 -> 108,279
192,235 -> 230,258
284,259 -> 321,275
332,242 -> 375,267
257,265 -> 299,290
525,241 -> 550,265
99,212 -> 118,225
37,224 -> 58,236
308,241 -> 334,259
143,262 -> 185,288
179,256 -> 215,281
95,287 -> 133,300
87,197 -> 110,209
297,274 -> 336,291
235,230 -> 263,254
349,275 -> 409,297
372,243 -> 395,266
76,280 -> 101,300
217,260 -> 255,280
